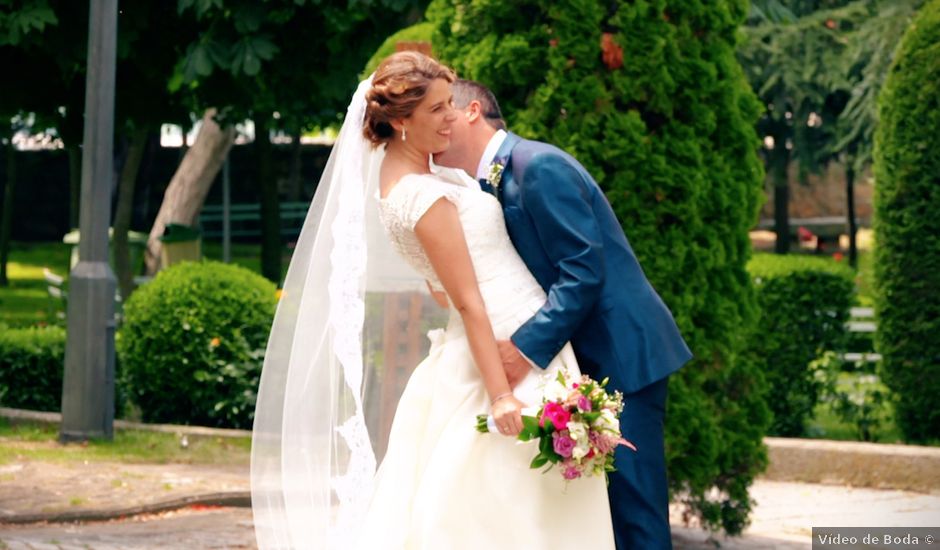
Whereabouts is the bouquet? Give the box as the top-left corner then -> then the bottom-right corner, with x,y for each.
476,370 -> 636,481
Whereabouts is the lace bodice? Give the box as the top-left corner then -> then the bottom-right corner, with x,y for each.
377,168 -> 544,317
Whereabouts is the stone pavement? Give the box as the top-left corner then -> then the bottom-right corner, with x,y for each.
0,460 -> 248,522
1,463 -> 938,549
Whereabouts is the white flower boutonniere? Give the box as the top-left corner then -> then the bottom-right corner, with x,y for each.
486,161 -> 505,190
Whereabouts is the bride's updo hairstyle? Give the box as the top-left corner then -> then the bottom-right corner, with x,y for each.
364,51 -> 456,147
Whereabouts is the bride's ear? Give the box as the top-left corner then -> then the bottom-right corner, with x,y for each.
390,118 -> 406,133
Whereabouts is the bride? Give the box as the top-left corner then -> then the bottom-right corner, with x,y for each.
251,51 -> 614,549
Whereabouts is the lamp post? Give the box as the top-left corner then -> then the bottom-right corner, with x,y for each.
60,0 -> 118,442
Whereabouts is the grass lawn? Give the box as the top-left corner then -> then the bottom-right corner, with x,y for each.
807,401 -> 905,444
0,417 -> 250,466
854,248 -> 875,308
0,240 -> 293,328
0,242 -> 71,328
806,370 -> 910,444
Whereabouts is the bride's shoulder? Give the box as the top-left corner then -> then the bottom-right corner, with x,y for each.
379,173 -> 465,231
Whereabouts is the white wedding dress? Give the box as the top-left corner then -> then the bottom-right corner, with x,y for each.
354,166 -> 614,549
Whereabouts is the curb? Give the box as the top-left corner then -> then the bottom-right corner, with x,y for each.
0,407 -> 251,439
0,491 -> 251,525
762,437 -> 940,493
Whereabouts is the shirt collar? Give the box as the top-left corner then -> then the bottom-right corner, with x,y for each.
475,129 -> 508,180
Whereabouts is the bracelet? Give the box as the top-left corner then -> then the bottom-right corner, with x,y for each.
491,392 -> 513,405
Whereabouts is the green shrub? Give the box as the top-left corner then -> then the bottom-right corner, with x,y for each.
748,254 -> 855,436
813,352 -> 892,442
0,325 -> 66,411
428,0 -> 768,535
362,22 -> 435,78
117,261 -> 277,429
873,0 -> 940,443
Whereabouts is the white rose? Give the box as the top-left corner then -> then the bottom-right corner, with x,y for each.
597,409 -> 620,434
567,421 -> 588,441
541,379 -> 568,403
572,438 -> 590,460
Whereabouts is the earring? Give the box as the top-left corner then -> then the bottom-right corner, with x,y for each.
401,127 -> 407,142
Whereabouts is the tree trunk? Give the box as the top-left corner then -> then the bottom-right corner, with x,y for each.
68,144 -> 81,229
286,130 -> 303,202
178,117 -> 190,164
256,116 -> 282,284
771,142 -> 791,254
846,162 -> 858,269
144,109 -> 235,275
0,143 -> 15,287
113,127 -> 148,300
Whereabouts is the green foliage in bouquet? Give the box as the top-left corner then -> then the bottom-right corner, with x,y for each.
427,0 -> 769,534
873,0 -> 940,443
0,325 -> 66,411
747,254 -> 855,436
117,261 -> 276,429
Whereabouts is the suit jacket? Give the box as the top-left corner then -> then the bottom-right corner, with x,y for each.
491,132 -> 692,393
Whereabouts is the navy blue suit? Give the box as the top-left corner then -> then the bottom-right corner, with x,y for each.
491,132 -> 692,549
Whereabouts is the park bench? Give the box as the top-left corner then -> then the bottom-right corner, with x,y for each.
756,216 -> 869,252
43,268 -> 67,323
842,306 -> 881,363
198,202 -> 310,240
43,267 -> 125,325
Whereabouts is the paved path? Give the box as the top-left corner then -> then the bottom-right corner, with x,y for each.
2,480 -> 938,549
671,480 -> 940,549
0,460 -> 248,519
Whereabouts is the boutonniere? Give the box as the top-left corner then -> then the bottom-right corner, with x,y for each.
486,161 -> 505,190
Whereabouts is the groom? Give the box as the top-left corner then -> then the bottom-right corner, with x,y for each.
434,80 -> 693,549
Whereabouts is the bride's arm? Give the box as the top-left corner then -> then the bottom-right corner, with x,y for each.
415,197 -> 523,435
425,280 -> 449,308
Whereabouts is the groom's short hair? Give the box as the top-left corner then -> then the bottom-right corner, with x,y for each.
452,79 -> 506,131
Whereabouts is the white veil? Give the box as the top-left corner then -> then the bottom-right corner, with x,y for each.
250,77 -> 447,549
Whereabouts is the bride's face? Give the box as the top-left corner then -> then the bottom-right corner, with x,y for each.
400,78 -> 457,155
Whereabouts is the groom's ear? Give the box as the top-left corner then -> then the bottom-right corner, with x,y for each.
465,100 -> 484,124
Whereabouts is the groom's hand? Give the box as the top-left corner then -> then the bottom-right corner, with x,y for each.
497,340 -> 533,389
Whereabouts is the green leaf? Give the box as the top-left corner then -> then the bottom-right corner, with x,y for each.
250,37 -> 279,61
243,52 -> 261,76
233,9 -> 263,33
530,454 -> 549,469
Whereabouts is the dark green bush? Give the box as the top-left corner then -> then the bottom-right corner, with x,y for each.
117,261 -> 276,429
873,0 -> 940,443
0,325 -> 66,411
428,0 -> 768,535
747,254 -> 855,436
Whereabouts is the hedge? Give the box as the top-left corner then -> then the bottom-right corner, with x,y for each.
748,254 -> 855,436
0,325 -> 66,411
873,0 -> 940,443
117,261 -> 277,429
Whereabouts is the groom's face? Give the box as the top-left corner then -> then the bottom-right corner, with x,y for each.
433,104 -> 474,171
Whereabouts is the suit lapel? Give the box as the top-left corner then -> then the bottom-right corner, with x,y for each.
493,132 -> 522,203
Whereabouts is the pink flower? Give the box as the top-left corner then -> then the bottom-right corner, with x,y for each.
562,461 -> 582,480
577,395 -> 592,412
590,431 -> 615,454
552,431 -> 576,458
540,401 -> 571,430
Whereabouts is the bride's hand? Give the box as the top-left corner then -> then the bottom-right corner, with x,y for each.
491,394 -> 525,437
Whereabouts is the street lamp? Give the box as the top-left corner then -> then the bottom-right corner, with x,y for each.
60,0 -> 118,442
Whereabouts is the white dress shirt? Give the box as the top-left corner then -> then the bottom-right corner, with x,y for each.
475,129 -> 508,180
